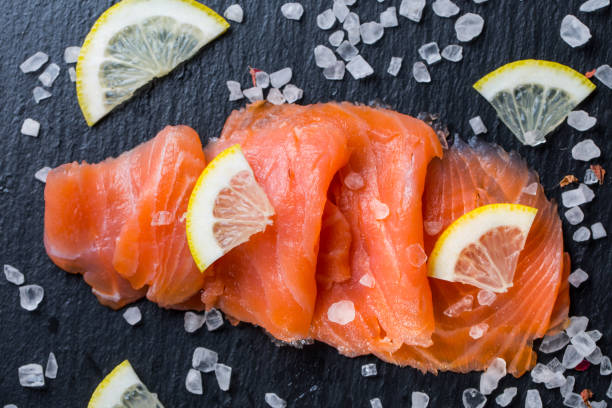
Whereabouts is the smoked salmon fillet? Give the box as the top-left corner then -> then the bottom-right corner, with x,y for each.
44,126 -> 206,309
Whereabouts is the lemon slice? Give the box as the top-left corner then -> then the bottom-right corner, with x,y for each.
88,360 -> 164,408
428,203 -> 537,293
187,144 -> 275,271
473,60 -> 595,146
77,0 -> 229,126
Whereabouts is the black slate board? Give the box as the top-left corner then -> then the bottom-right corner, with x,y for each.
1,0 -> 611,407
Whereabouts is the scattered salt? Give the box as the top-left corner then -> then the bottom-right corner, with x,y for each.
224,4 -> 244,23
282,84 -> 303,103
469,322 -> 489,339
418,42 -> 442,65
280,2 -> 304,20
601,356 -> 612,375
561,184 -> 594,207
594,65 -> 612,89
205,308 -> 224,331
347,27 -> 361,45
33,86 -> 52,103
323,61 -> 346,80
561,375 -> 575,398
477,289 -> 496,306
591,222 -> 607,239
18,364 -> 44,388
573,226 -> 591,242
523,182 -> 538,195
608,379 -> 612,398
38,63 -> 60,87
525,389 -> 542,408
462,388 -> 486,408
495,387 -> 517,407
361,363 -> 377,377
566,316 -> 589,337
587,346 -> 603,364
587,329 -> 602,342
4,265 -> 24,285
432,0 -> 460,17
407,244 -> 427,267
227,80 -> 243,101
564,392 -> 584,407
243,86 -> 264,102
412,62 -> 431,83
567,110 -> 597,131
568,268 -> 589,288
380,7 -> 398,28
399,0 -> 426,22
122,306 -> 141,325
344,172 -> 364,190
412,391 -> 429,408
370,398 -> 383,408
564,207 -> 584,225
214,363 -> 231,391
314,45 -> 337,68
20,52 -> 49,73
192,347 -> 218,372
530,362 -> 554,384
265,393 -> 287,408
329,30 -> 345,47
360,22 -> 384,45
317,9 -> 336,30
359,273 -> 375,288
560,15 -> 591,47
332,0 -> 350,23
468,116 -> 487,135
343,12 -> 360,30
455,13 -> 485,42
441,44 -> 463,62
35,167 -> 52,183
540,331 -> 570,353
151,211 -> 172,226
591,401 -> 608,408
45,352 -> 58,379
584,168 -> 599,185
327,300 -> 355,325
545,372 -> 567,390
255,71 -> 270,88
21,118 -> 40,137
387,57 -> 403,77
68,67 -> 76,82
63,46 -> 81,64
371,199 -> 389,220
19,284 -> 44,311
572,139 -> 600,161
267,88 -> 286,105
185,369 -> 203,394
270,68 -> 292,88
443,294 -> 473,317
562,345 -> 583,369
424,220 -> 443,235
547,357 -> 565,373
184,311 -> 206,333
336,41 -> 359,61
579,0 -> 609,9
346,56 -> 374,79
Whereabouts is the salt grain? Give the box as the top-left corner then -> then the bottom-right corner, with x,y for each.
407,244 -> 427,267
455,13 -> 485,42
600,356 -> 612,375
4,265 -> 24,285
243,86 -> 264,102
564,392 -> 584,407
226,80 -> 243,101
561,375 -> 575,398
21,119 -> 40,137
399,0 -> 426,22
560,15 -> 591,47
205,308 -> 224,331
568,268 -> 589,288
343,12 -> 360,30
468,116 -> 487,135
184,311 -> 206,333
594,65 -> 612,89
63,46 -> 81,64
332,0 -> 350,23
386,57 -> 403,77
443,294 -> 473,317
38,63 -> 60,87
530,363 -> 554,384
68,67 -> 76,82
495,387 -> 517,407
267,88 -> 286,105
185,369 -> 203,394
33,86 -> 52,103
441,44 -> 463,62
371,199 -> 389,220
344,172 -> 364,190
282,84 -> 303,103
587,329 -> 602,342
566,316 -> 588,337
346,55 -> 374,79
336,41 -> 359,61
224,4 -> 244,23
567,110 -> 596,131
586,346 -> 603,364
192,347 -> 218,372
562,345 -> 583,369
214,363 -> 232,391
265,393 -> 287,408
418,42 -> 442,65
584,168 -> 599,185
462,388 -> 486,408
122,306 -> 141,325
151,211 -> 172,226
19,284 -> 44,311
523,182 -> 538,195
314,45 -> 337,68
18,364 -> 44,388
360,22 -> 384,45
35,167 -> 52,183
564,207 -> 584,225
359,273 -> 375,288
323,61 -> 346,80
469,322 -> 489,339
45,352 -> 58,379
608,379 -> 612,398
327,300 -> 355,325
20,52 -> 49,73
547,357 -> 565,373
361,363 -> 377,377
540,331 -> 570,353
432,0 -> 460,17
329,30 -> 345,47
255,71 -> 270,88
561,184 -> 594,207
591,222 -> 607,239
380,7 -> 398,28
370,398 -> 383,408
412,62 -> 431,83
317,9 -> 336,30
573,226 -> 591,242
280,2 -> 304,20
525,389 -> 542,408
270,68 -> 292,88
544,372 -> 566,390
477,290 -> 496,306
412,391 -> 430,408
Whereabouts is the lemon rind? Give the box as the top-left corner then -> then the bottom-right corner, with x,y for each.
88,360 -> 141,408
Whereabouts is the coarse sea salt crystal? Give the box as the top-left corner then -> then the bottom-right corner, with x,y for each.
462,388 -> 486,408
329,30 -> 345,47
267,88 -> 286,105
4,264 -> 24,285
151,211 -> 172,226
317,9 -> 336,30
336,41 -> 359,61
561,184 -> 593,208
122,306 -> 141,325
214,363 -> 231,391
561,375 -> 575,398
572,139 -> 600,161
547,357 -> 565,373
38,63 -> 60,87
424,220 -> 443,235
68,67 -> 76,82
469,322 -> 488,339
442,44 -> 463,62
572,332 -> 596,356
323,61 -> 346,80
347,27 -> 361,45
455,13 -> 485,42
18,364 -> 45,388
226,80 -> 243,101
45,352 -> 58,379
359,273 -> 375,288
568,268 -> 588,288
601,356 -> 612,375
361,363 -> 377,377
567,110 -> 596,131
360,22 -> 384,45
523,182 -> 538,195
413,62 -> 431,83
282,84 -> 303,103
19,284 -> 44,311
346,56 -> 374,79
443,294 -> 473,317
185,369 -> 203,395
477,290 -> 496,306
281,2 -> 304,20
432,0 -> 460,17
4,404 -> 18,408
63,46 -> 81,64
184,311 -> 206,333
344,172 -> 364,190
21,119 -> 40,137
586,346 -> 603,364
333,0 -> 350,23
562,345 -> 583,369
399,0 -> 426,22
206,308 -> 224,331
33,86 -> 52,103
540,331 -> 570,353
255,71 -> 270,88
587,329 -> 602,342
224,4 -> 244,23
530,363 -> 554,384
580,0 -> 610,12
20,51 -> 49,73
380,7 -> 398,28
418,42 -> 442,65
584,168 -> 598,185
327,300 -> 355,325
608,379 -> 612,398
495,387 -> 517,407
265,393 -> 287,408
573,226 -> 590,242
469,116 -> 487,135
35,167 -> 52,183
407,244 -> 427,267
480,358 -> 506,395
412,391 -> 429,408
594,65 -> 612,89
387,57 -> 403,77
566,316 -> 588,337
525,389 -> 542,408
560,15 -> 591,47
591,401 -> 608,408
314,45 -> 337,68
564,392 -> 584,407
243,86 -> 264,102
564,207 -> 584,225
371,200 -> 389,220
270,68 -> 292,88
591,222 -> 606,239
192,347 -> 218,372
343,12 -> 360,30
545,372 -> 567,390
370,398 -> 383,408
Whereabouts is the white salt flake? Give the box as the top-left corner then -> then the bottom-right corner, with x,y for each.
586,346 -> 603,364
568,268 -> 588,288
561,184 -> 594,207
432,0 -> 460,17
561,375 -> 575,398
455,13 -> 485,42
545,372 -> 567,390
412,391 -> 429,408
18,364 -> 44,388
387,57 -> 403,77
4,404 -> 18,408
360,22 -> 384,45
530,363 -> 554,384
270,68 -> 292,88
329,30 -> 345,47
122,306 -> 141,325
587,330 -> 602,342
243,86 -> 264,102
591,401 -> 608,408
399,0 -> 426,22
424,220 -> 443,236
20,52 -> 49,73
255,71 -> 270,88
282,84 -> 303,103
370,398 -> 383,408
473,0 -> 488,3
314,45 -> 337,68
226,80 -> 243,101
45,352 -> 58,379
317,9 -> 336,30
584,168 -> 599,185
192,347 -> 218,372
407,244 -> 427,267
333,0 -> 350,23
151,211 -> 172,226
327,300 -> 355,325
540,331 -> 570,353
19,284 -> 44,311
323,61 -> 346,80
601,356 -> 612,375
441,44 -> 463,62
418,42 -> 442,65
371,200 -> 389,220
344,172 -> 364,190
347,26 -> 361,45
462,388 -> 486,408
265,393 -> 287,408
4,265 -> 24,285
361,363 -> 377,377
380,7 -> 398,28
480,358 -> 506,395
573,226 -> 591,242
560,15 -> 591,47
564,207 -> 584,225
205,308 -> 224,331
281,2 -> 304,20
564,392 -> 584,407
413,62 -> 431,83
214,363 -> 231,391
33,86 -> 52,103
469,322 -> 489,339
477,289 -> 496,306
594,65 -> 612,89
184,311 -> 206,333
38,63 -> 60,87
35,167 -> 52,183
343,12 -> 360,30
608,379 -> 612,398
495,387 -> 517,407
346,55 -> 374,79
591,222 -> 607,239
21,118 -> 40,137
572,332 -> 596,356
562,345 -> 583,369
566,316 -> 588,337
185,369 -> 203,395
68,67 -> 76,82
359,273 -> 375,288
267,88 -> 286,105
547,357 -> 565,373
224,4 -> 244,23
523,182 -> 538,195
469,116 -> 487,135
443,294 -> 473,317
567,110 -> 597,131
63,46 -> 81,64
525,389 -> 542,408
336,41 -> 359,61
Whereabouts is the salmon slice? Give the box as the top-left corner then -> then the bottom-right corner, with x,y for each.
310,105 -> 443,354
44,126 -> 206,309
379,137 -> 568,376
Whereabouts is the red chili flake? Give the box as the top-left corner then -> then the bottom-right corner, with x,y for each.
590,164 -> 606,185
585,69 -> 596,79
249,67 -> 261,87
560,175 -> 579,187
575,359 -> 591,371
580,389 -> 593,407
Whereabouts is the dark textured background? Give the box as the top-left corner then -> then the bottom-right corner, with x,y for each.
1,0 -> 611,406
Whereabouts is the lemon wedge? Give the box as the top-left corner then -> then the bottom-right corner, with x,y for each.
186,144 -> 275,271
88,360 -> 163,408
474,60 -> 595,146
77,0 -> 229,126
428,203 -> 537,293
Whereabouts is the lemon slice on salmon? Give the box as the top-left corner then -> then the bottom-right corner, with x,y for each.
88,360 -> 164,408
428,203 -> 537,293
474,60 -> 595,146
77,0 -> 229,126
187,144 -> 275,271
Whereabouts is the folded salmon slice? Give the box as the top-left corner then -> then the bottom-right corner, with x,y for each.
380,137 -> 568,376
310,105 -> 443,353
44,126 -> 206,309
